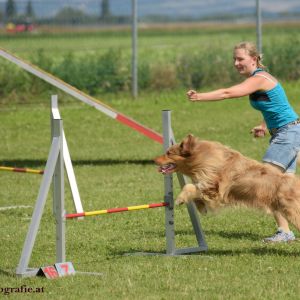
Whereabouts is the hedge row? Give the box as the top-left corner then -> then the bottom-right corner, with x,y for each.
1,39 -> 299,100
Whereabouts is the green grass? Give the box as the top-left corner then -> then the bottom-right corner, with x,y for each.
1,85 -> 300,299
1,22 -> 300,299
1,23 -> 299,63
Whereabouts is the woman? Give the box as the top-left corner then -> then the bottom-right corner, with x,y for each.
187,41 -> 300,243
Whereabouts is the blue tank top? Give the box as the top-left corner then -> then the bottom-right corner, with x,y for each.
249,69 -> 298,129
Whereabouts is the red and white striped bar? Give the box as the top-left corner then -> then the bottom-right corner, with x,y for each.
0,48 -> 163,145
66,202 -> 168,219
0,166 -> 44,175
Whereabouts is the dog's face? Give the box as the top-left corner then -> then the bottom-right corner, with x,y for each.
154,134 -> 197,175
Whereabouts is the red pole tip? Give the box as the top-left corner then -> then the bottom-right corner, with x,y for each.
116,114 -> 163,144
149,202 -> 168,208
66,212 -> 85,219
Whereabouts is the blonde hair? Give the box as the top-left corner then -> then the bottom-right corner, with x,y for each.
234,41 -> 266,70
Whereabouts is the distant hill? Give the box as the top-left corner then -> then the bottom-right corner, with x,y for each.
0,0 -> 299,21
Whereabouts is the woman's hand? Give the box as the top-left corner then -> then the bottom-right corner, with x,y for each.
250,125 -> 267,138
186,90 -> 199,101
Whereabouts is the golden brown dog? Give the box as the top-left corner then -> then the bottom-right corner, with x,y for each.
154,134 -> 300,231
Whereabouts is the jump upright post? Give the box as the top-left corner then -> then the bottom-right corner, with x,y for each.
51,95 -> 83,216
16,111 -> 66,277
16,96 -> 87,277
161,110 -> 207,255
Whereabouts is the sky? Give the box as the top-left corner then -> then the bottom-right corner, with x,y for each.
0,0 -> 300,18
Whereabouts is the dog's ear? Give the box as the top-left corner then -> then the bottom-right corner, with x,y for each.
179,134 -> 195,157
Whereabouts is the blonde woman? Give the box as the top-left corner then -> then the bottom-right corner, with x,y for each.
187,41 -> 300,243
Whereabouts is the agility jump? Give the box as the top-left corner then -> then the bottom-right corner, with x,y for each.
15,98 -> 207,278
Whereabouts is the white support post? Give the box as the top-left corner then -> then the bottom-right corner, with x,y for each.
52,110 -> 65,263
51,95 -> 84,215
16,97 -> 78,277
16,118 -> 64,277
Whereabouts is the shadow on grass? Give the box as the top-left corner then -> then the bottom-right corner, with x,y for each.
200,229 -> 261,241
142,229 -> 261,241
114,229 -> 300,257
110,245 -> 300,258
206,247 -> 300,257
0,158 -> 154,168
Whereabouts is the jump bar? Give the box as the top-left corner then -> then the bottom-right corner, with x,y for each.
0,166 -> 44,175
0,48 -> 163,144
66,202 -> 168,219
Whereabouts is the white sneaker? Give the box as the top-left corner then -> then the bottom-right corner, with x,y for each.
263,228 -> 295,243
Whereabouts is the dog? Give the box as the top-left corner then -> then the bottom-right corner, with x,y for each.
154,134 -> 300,231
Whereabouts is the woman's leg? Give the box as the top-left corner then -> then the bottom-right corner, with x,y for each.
262,125 -> 300,241
265,162 -> 291,232
263,162 -> 296,242
273,211 -> 290,232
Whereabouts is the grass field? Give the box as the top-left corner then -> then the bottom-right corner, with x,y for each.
0,22 -> 298,51
1,23 -> 300,299
2,86 -> 300,299
1,22 -> 299,66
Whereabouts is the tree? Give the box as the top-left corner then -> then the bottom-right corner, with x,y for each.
54,7 -> 87,25
25,0 -> 35,19
5,0 -> 16,21
100,0 -> 111,20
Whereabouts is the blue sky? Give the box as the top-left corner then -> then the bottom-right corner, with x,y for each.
1,0 -> 300,18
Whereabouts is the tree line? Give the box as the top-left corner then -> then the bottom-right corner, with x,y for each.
2,0 -> 34,23
0,0 -> 128,25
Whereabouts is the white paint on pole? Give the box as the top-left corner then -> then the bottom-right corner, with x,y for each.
51,95 -> 61,120
62,131 -> 84,215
